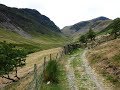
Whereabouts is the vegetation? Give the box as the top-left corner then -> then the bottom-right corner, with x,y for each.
44,60 -> 60,83
0,4 -> 69,54
79,34 -> 87,44
41,58 -> 68,90
87,39 -> 120,89
79,28 -> 96,45
100,18 -> 120,37
0,41 -> 27,80
0,28 -> 68,54
110,18 -> 120,38
87,28 -> 96,41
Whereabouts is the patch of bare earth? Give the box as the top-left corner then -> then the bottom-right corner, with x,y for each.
87,38 -> 120,90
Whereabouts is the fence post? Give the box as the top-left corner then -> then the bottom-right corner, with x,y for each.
63,46 -> 66,55
43,57 -> 46,81
50,54 -> 52,60
61,50 -> 63,56
56,53 -> 58,59
34,64 -> 38,90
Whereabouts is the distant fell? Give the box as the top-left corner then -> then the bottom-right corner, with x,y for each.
61,16 -> 111,36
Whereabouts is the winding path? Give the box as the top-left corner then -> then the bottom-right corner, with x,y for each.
81,49 -> 105,90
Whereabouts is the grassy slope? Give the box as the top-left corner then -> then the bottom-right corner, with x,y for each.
87,39 -> 120,90
41,57 -> 69,90
0,27 -> 68,53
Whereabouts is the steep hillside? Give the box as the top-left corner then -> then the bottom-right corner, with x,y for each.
0,4 -> 60,35
100,18 -> 120,35
87,39 -> 120,90
0,4 -> 68,53
61,16 -> 111,36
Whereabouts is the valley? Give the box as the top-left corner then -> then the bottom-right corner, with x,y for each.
0,3 -> 120,90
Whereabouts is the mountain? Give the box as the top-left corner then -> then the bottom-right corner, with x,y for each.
0,4 -> 67,53
61,16 -> 112,36
0,4 -> 61,36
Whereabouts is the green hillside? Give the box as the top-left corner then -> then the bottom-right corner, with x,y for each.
0,27 -> 67,53
99,18 -> 120,35
0,4 -> 69,53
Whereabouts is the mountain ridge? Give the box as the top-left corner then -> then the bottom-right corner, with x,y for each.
0,4 -> 61,38
61,16 -> 112,36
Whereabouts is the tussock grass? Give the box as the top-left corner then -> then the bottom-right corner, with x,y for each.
41,57 -> 69,90
87,39 -> 120,89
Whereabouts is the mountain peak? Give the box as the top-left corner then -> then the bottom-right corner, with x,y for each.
91,16 -> 110,22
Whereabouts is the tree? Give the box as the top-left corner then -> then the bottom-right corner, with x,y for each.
79,34 -> 88,46
12,49 -> 27,78
87,28 -> 96,41
111,18 -> 120,39
0,41 -> 27,79
0,41 -> 15,78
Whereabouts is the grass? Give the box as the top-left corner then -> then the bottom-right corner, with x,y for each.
41,57 -> 69,90
70,48 -> 83,68
0,27 -> 68,53
87,39 -> 120,89
112,53 -> 120,65
98,29 -> 112,35
44,60 -> 59,83
1,47 -> 63,90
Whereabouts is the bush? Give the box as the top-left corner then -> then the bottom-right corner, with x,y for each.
44,60 -> 59,83
79,34 -> 87,43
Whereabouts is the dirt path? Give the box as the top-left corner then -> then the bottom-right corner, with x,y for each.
66,49 -> 112,90
81,49 -> 105,90
65,56 -> 78,90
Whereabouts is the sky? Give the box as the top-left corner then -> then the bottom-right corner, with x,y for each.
0,0 -> 120,29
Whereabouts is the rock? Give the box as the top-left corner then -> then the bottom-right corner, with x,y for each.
47,81 -> 50,85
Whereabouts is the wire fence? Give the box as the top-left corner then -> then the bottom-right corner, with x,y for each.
25,50 -> 64,90
1,44 -> 78,90
1,50 -> 64,90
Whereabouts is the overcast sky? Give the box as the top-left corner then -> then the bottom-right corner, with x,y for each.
0,0 -> 120,29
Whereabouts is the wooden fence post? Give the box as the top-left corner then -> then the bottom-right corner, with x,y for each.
64,46 -> 66,55
34,64 -> 38,90
50,54 -> 52,60
43,57 -> 46,81
56,53 -> 58,59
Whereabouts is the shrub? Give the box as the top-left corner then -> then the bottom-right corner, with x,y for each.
44,60 -> 59,83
